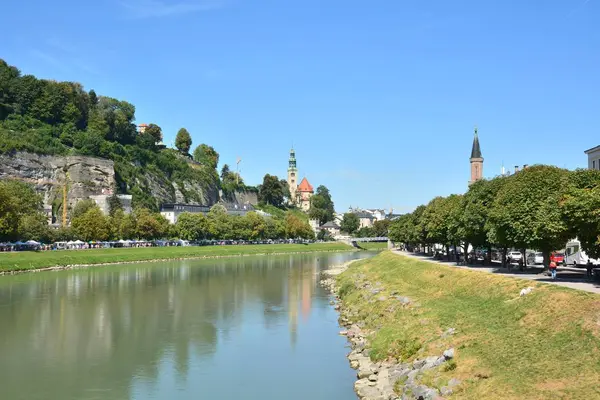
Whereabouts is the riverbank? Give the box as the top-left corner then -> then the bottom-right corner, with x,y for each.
324,251 -> 600,399
0,242 -> 355,274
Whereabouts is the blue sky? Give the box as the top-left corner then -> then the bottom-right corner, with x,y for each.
2,0 -> 599,213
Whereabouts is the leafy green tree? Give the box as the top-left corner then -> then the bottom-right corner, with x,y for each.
18,213 -> 52,243
134,208 -> 168,240
285,213 -> 314,239
245,212 -> 266,240
372,219 -> 391,237
0,180 -> 43,241
72,199 -> 97,219
561,169 -> 600,259
71,206 -> 110,241
461,177 -> 509,252
176,212 -> 209,240
175,128 -> 192,153
108,193 -> 123,217
193,144 -> 219,169
489,165 -> 571,266
308,185 -> 335,225
340,213 -> 360,235
144,123 -> 163,144
258,174 -> 285,207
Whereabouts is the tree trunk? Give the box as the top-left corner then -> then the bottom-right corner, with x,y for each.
502,247 -> 507,268
446,245 -> 450,261
542,249 -> 551,271
486,245 -> 493,266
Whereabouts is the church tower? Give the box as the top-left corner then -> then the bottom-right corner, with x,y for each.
469,127 -> 483,185
287,148 -> 298,201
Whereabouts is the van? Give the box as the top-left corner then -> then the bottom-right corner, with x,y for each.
565,239 -> 600,267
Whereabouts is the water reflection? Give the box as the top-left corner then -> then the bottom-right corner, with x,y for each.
0,252 -> 372,400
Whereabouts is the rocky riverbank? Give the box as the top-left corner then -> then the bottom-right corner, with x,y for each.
321,262 -> 460,400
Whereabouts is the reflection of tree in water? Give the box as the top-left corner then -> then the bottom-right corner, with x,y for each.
0,253 -> 332,399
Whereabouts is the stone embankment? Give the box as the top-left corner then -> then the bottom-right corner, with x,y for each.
321,262 -> 460,400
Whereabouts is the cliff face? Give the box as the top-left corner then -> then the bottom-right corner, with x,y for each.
0,152 -> 220,213
221,189 -> 259,206
0,152 -> 114,211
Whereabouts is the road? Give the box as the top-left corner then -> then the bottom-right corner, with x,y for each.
393,250 -> 600,295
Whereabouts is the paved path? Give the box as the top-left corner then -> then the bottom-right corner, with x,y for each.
393,250 -> 600,295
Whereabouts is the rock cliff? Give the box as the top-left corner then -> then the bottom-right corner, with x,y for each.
0,152 -> 220,215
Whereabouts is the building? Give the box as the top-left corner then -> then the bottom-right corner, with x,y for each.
319,221 -> 341,237
89,194 -> 133,215
160,202 -> 255,224
297,177 -> 314,211
469,127 -> 484,185
287,148 -> 298,201
137,123 -> 148,134
585,145 -> 600,170
286,148 -> 314,211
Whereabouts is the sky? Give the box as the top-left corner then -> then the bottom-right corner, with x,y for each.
2,0 -> 599,213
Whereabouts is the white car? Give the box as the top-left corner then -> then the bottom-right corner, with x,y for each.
526,252 -> 543,265
507,251 -> 522,263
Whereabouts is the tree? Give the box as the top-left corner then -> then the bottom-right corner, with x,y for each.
561,169 -> 600,259
340,213 -> 360,235
245,212 -> 267,240
176,212 -> 209,240
18,214 -> 52,243
488,165 -> 571,266
461,177 -> 508,251
193,144 -> 219,169
259,174 -> 285,208
285,213 -> 314,239
134,208 -> 168,240
72,199 -> 97,219
144,123 -> 163,144
372,219 -> 391,237
175,128 -> 192,153
108,193 -> 123,217
309,185 -> 335,225
0,180 -> 44,241
71,206 -> 110,241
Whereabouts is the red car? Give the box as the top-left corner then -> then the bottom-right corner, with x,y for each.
550,252 -> 565,265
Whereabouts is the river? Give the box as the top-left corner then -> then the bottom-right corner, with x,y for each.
0,251 -> 376,400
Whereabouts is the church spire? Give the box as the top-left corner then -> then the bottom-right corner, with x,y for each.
470,127 -> 482,159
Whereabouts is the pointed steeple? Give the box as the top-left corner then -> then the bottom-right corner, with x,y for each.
470,127 -> 482,159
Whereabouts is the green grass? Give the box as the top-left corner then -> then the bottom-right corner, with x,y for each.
357,241 -> 388,251
0,242 -> 353,272
337,251 -> 600,399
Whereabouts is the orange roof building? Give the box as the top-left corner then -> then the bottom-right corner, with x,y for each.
297,177 -> 314,193
296,177 -> 314,211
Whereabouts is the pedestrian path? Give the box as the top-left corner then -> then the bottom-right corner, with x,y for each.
393,250 -> 600,295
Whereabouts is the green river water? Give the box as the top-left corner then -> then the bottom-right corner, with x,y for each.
0,251 -> 375,400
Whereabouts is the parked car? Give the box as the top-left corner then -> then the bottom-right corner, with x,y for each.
507,251 -> 522,263
526,252 -> 544,265
550,252 -> 565,265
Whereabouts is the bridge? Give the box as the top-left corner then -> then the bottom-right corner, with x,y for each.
339,237 -> 392,249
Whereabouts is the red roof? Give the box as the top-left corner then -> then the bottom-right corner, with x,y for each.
297,177 -> 314,193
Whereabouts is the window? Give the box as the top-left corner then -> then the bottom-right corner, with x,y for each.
594,160 -> 596,170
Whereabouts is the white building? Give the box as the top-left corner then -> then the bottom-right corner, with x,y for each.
89,194 -> 133,215
584,145 -> 600,170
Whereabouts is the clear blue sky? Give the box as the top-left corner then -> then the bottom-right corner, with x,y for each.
2,0 -> 599,213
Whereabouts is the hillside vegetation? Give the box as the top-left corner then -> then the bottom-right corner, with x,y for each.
0,59 -> 222,210
337,252 -> 600,399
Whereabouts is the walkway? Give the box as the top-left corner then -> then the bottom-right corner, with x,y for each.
393,250 -> 600,295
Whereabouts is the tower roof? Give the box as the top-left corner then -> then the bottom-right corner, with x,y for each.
470,127 -> 482,159
297,177 -> 314,193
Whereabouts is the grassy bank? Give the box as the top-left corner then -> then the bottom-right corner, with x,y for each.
0,242 -> 353,272
356,241 -> 388,251
337,251 -> 600,399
